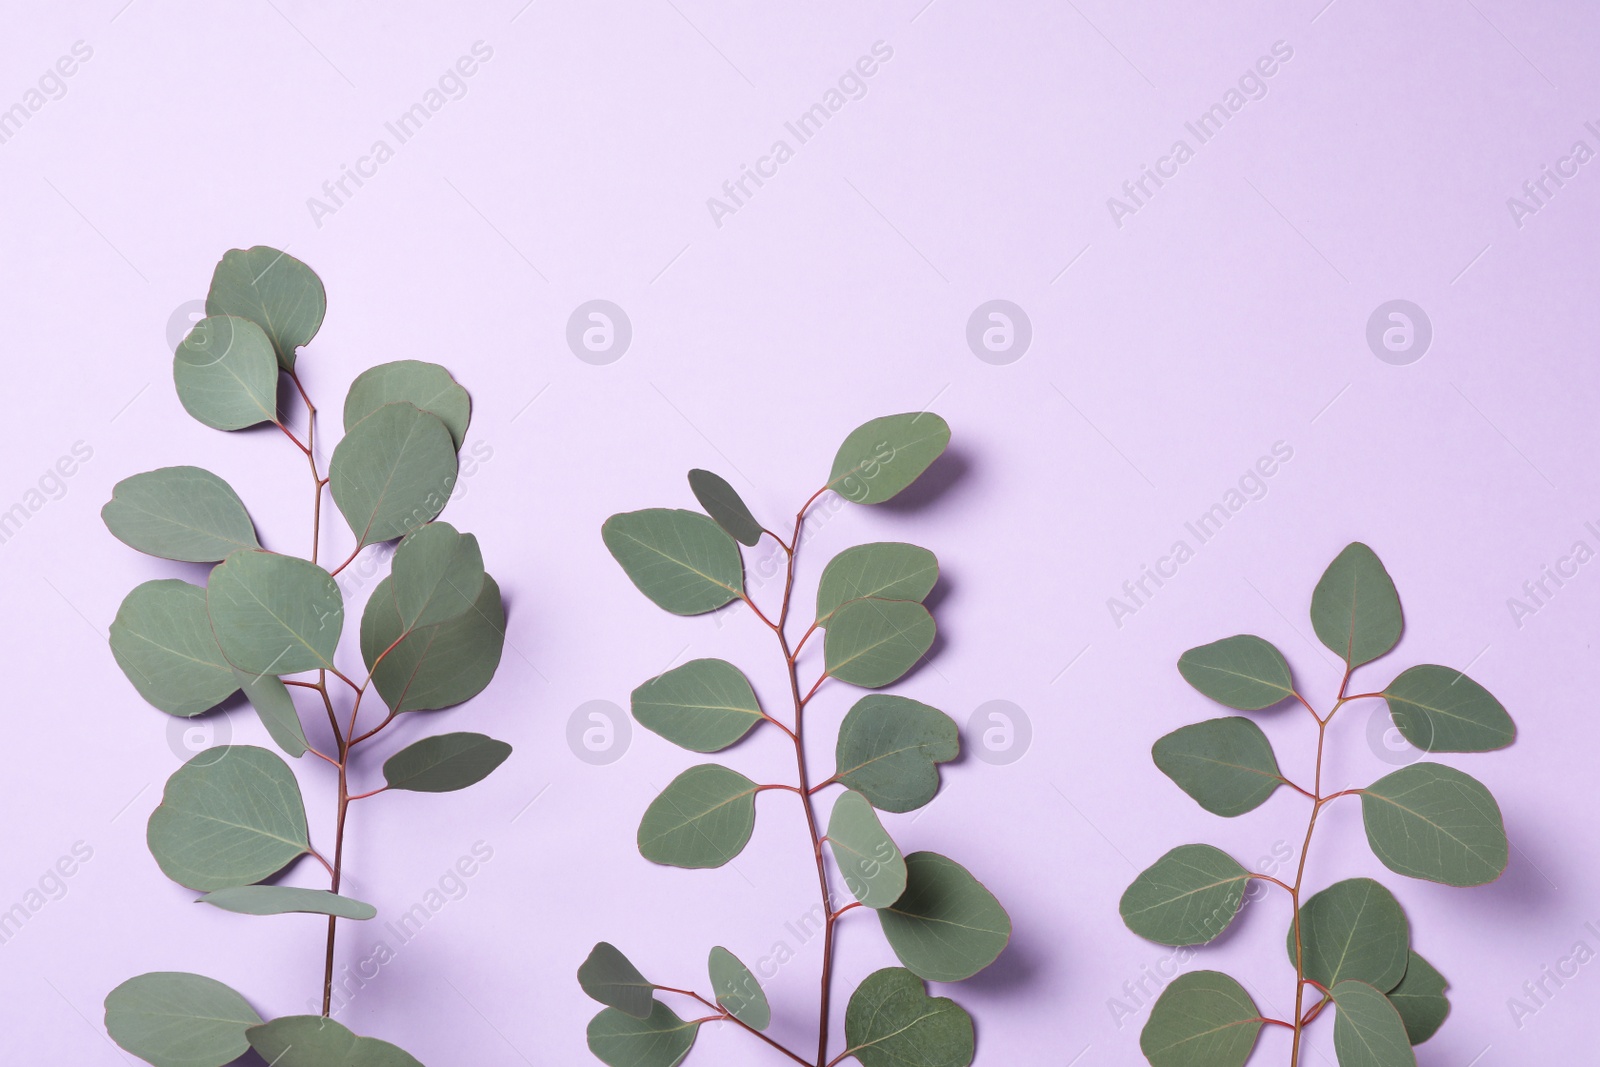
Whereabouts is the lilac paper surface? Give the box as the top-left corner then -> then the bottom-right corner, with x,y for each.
1,1 -> 1596,1063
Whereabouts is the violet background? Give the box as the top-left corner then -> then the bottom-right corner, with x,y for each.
2,1 -> 1596,1063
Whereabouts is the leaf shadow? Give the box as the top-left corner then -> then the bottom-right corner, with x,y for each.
1471,814 -> 1562,913
874,447 -> 972,515
961,934 -> 1039,996
226,1053 -> 269,1067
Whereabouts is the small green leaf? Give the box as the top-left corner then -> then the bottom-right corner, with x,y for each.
828,412 -> 951,505
638,765 -> 759,869
815,542 -> 939,624
206,245 -> 325,370
579,942 -> 655,1020
631,658 -> 764,752
232,668 -> 307,758
878,851 -> 1010,982
207,550 -> 343,675
198,886 -> 376,919
1120,844 -> 1250,947
1152,717 -> 1283,817
828,790 -> 907,908
110,580 -> 237,717
834,694 -> 958,813
389,522 -> 485,630
1139,970 -> 1262,1067
587,1002 -> 699,1067
843,967 -> 973,1067
1387,952 -> 1449,1044
688,469 -> 762,546
1311,542 -> 1403,668
147,746 -> 310,891
1177,634 -> 1295,710
105,972 -> 262,1067
362,574 -> 506,713
1381,665 -> 1515,753
824,598 -> 935,688
1288,878 -> 1410,991
708,946 -> 770,1030
173,315 -> 279,431
247,1015 -> 423,1067
1360,763 -> 1508,886
330,402 -> 458,547
102,466 -> 260,562
344,360 -> 471,448
1330,980 -> 1417,1067
602,508 -> 745,616
383,732 -> 511,792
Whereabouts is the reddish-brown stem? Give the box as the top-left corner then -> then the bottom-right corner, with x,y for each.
350,710 -> 398,747
275,420 -> 312,456
328,544 -> 363,578
1279,777 -> 1317,801
347,786 -> 388,801
1318,788 -> 1362,805
757,784 -> 803,795
283,678 -> 320,690
740,593 -> 778,632
1288,672 -> 1343,1066
1251,873 -> 1294,894
655,989 -> 810,1066
761,713 -> 798,742
308,848 -> 336,878
808,776 -> 837,796
831,902 -> 862,921
1261,1017 -> 1296,1030
800,674 -> 828,706
791,621 -> 819,658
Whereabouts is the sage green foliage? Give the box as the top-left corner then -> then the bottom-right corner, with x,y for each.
586,414 -> 1004,1067
1126,542 -> 1514,1065
103,248 -> 508,1067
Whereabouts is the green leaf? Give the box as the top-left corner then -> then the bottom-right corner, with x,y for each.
637,765 -> 758,869
1381,665 -> 1515,753
586,1002 -> 699,1067
344,360 -> 471,448
173,315 -> 279,431
102,466 -> 260,562
247,1015 -> 424,1067
330,402 -> 458,548
834,694 -> 958,813
827,412 -> 951,505
1287,878 -> 1410,991
206,245 -> 325,370
631,658 -> 764,753
602,508 -> 745,616
1152,717 -> 1283,817
708,946 -> 770,1031
109,580 -> 237,717
361,574 -> 506,713
687,469 -> 762,547
389,522 -> 485,630
824,598 -> 935,689
816,542 -> 939,624
207,550 -> 343,675
232,667 -> 307,758
828,790 -> 907,908
1177,634 -> 1295,710
1139,970 -> 1262,1067
1360,763 -> 1508,886
198,886 -> 376,919
105,972 -> 261,1067
843,967 -> 973,1067
147,746 -> 310,891
1387,952 -> 1449,1044
579,942 -> 655,1020
878,851 -> 1010,982
1330,980 -> 1417,1067
1120,844 -> 1250,947
1311,542 -> 1403,668
383,732 -> 511,792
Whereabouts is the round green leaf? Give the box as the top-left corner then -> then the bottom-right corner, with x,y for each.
110,580 -> 237,717
828,412 -> 951,505
688,469 -> 762,547
1311,542 -> 1403,667
389,522 -> 485,631
602,508 -> 745,616
105,971 -> 262,1067
587,1002 -> 699,1067
1381,664 -> 1515,753
834,694 -> 958,813
1153,716 -> 1283,817
1140,970 -> 1262,1067
206,245 -> 325,370
816,542 -> 939,624
878,851 -> 1010,982
233,667 -> 307,758
247,1016 -> 423,1067
824,598 -> 935,689
1387,951 -> 1449,1044
147,746 -> 310,891
1330,980 -> 1417,1067
631,658 -> 763,753
579,942 -> 655,1019
102,466 -> 260,562
844,967 -> 973,1067
1120,844 -> 1251,947
828,790 -> 907,908
199,886 -> 376,919
1360,763 -> 1508,886
1177,634 -> 1294,710
1287,878 -> 1410,991
708,946 -> 770,1031
383,732 -> 511,792
344,360 -> 471,448
637,765 -> 758,869
207,550 -> 343,675
329,402 -> 458,547
361,574 -> 506,713
173,315 -> 279,431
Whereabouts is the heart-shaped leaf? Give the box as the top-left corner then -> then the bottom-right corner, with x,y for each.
708,946 -> 769,1031
688,469 -> 762,546
843,967 -> 973,1067
1311,542 -> 1403,668
1387,951 -> 1449,1044
1381,665 -> 1515,753
602,508 -> 745,616
824,598 -> 935,688
1287,878 -> 1410,991
828,790 -> 907,908
330,402 -> 458,548
1153,717 -> 1283,817
631,658 -> 764,753
361,574 -> 506,713
587,1002 -> 699,1067
878,851 -> 1010,982
1360,763 -> 1508,886
232,667 -> 307,758
833,694 -> 958,813
198,886 -> 376,919
638,764 -> 759,869
105,972 -> 262,1067
383,732 -> 511,792
1140,970 -> 1262,1067
173,316 -> 279,431
827,412 -> 951,505
816,543 -> 939,624
1177,634 -> 1294,710
206,245 -> 325,370
1330,980 -> 1417,1067
388,522 -> 485,631
246,1015 -> 423,1067
344,360 -> 471,448
102,466 -> 260,562
1120,844 -> 1250,947
579,942 -> 655,1019
110,580 -> 237,717
208,550 -> 343,675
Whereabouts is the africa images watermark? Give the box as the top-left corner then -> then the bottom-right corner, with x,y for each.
0,841 -> 94,947
0,440 -> 94,548
1505,120 -> 1600,230
1506,919 -> 1600,1030
1505,521 -> 1600,630
0,40 -> 94,147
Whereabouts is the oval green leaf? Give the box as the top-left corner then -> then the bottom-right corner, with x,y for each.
828,412 -> 951,505
816,542 -> 939,624
344,360 -> 471,448
389,522 -> 485,631
1120,844 -> 1251,947
330,402 -> 458,547
383,732 -> 511,792
878,851 -> 1010,982
638,764 -> 759,869
632,658 -> 763,753
173,315 -> 279,431
688,469 -> 762,547
586,1002 -> 699,1067
1287,877 -> 1410,991
110,580 -> 237,717
208,550 -> 343,675
834,694 -> 958,813
828,790 -> 907,909
1140,970 -> 1262,1067
233,667 -> 307,758
1177,634 -> 1294,710
1381,664 -> 1515,753
844,967 -> 973,1067
1330,980 -> 1417,1067
602,508 -> 745,616
361,573 -> 506,713
1153,716 -> 1283,817
102,466 -> 260,562
1312,542 -> 1403,668
824,598 -> 935,689
247,1015 -> 423,1067
1360,763 -> 1508,886
708,946 -> 770,1031
579,942 -> 655,1020
206,245 -> 325,369
1387,951 -> 1449,1044
105,971 -> 262,1067
199,885 -> 376,919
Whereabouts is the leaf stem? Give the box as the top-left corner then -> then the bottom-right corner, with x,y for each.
1288,686 -> 1335,1066
657,988 -> 812,1066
